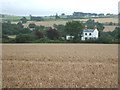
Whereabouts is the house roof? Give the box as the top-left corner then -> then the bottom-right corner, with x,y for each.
83,29 -> 94,32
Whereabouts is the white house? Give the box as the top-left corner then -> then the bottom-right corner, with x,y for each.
66,26 -> 99,40
81,26 -> 99,40
66,35 -> 74,40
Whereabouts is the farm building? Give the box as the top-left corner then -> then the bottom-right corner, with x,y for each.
81,26 -> 99,40
66,26 -> 99,40
66,35 -> 74,40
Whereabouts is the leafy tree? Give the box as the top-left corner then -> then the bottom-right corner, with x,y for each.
7,20 -> 11,24
97,32 -> 113,42
46,28 -> 60,40
2,22 -> 31,35
85,19 -> 104,31
109,22 -> 113,25
55,13 -> 60,19
35,30 -> 44,39
107,27 -> 120,40
35,25 -> 45,31
53,24 -> 65,36
2,34 -> 9,42
29,23 -> 36,28
15,34 -> 37,42
38,25 -> 45,30
21,17 -> 27,23
96,22 -> 104,31
86,19 -> 95,25
2,34 -> 9,39
61,13 -> 65,16
64,21 -> 84,40
2,23 -> 21,35
22,28 -> 32,34
17,22 -> 23,28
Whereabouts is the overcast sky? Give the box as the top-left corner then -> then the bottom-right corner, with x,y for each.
0,0 -> 120,16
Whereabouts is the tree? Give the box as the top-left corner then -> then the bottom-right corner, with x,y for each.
86,19 -> 95,25
55,13 -> 60,19
29,23 -> 36,28
112,27 -> 120,40
109,22 -> 113,25
15,34 -> 36,42
107,27 -> 120,40
2,34 -> 10,42
53,24 -> 65,36
97,32 -> 113,42
85,19 -> 104,31
35,30 -> 44,39
64,21 -> 84,40
35,25 -> 45,31
17,22 -> 23,28
2,22 -> 31,35
21,28 -> 31,34
46,28 -> 60,40
61,13 -> 65,16
21,17 -> 27,23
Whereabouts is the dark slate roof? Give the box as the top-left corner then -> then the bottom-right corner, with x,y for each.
83,29 -> 94,32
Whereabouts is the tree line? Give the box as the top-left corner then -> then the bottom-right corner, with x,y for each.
2,20 -> 120,43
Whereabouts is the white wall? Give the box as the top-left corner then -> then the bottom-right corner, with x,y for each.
81,29 -> 99,40
66,35 -> 74,40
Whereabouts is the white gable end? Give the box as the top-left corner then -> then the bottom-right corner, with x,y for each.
81,29 -> 99,40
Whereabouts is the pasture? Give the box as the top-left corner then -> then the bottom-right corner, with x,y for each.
2,44 -> 118,88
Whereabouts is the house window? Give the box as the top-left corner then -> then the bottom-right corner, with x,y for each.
89,33 -> 91,35
85,33 -> 87,35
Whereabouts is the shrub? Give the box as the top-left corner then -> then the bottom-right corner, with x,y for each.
29,23 -> 36,28
33,37 -> 49,43
15,34 -> 37,43
46,28 -> 60,40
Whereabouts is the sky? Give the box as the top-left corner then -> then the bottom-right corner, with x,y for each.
0,0 -> 120,16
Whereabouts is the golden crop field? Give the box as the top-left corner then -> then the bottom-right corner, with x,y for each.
73,18 -> 118,23
11,18 -> 118,28
103,26 -> 117,32
2,44 -> 118,88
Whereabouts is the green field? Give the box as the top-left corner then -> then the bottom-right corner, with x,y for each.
1,15 -> 118,21
1,16 -> 30,21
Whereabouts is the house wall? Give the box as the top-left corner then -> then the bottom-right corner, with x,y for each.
81,29 -> 99,40
66,35 -> 74,40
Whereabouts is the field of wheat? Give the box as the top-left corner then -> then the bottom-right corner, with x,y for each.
2,44 -> 118,88
11,18 -> 118,28
103,26 -> 117,32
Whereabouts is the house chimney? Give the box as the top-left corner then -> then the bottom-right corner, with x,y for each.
94,25 -> 97,29
85,25 -> 87,29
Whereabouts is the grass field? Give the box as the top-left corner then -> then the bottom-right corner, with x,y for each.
1,16 -> 30,21
2,44 -> 118,88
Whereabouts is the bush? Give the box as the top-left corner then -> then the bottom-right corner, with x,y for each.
2,22 -> 31,35
15,34 -> 37,43
97,32 -> 113,42
35,30 -> 44,39
29,23 -> 36,28
33,37 -> 49,43
46,28 -> 60,40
